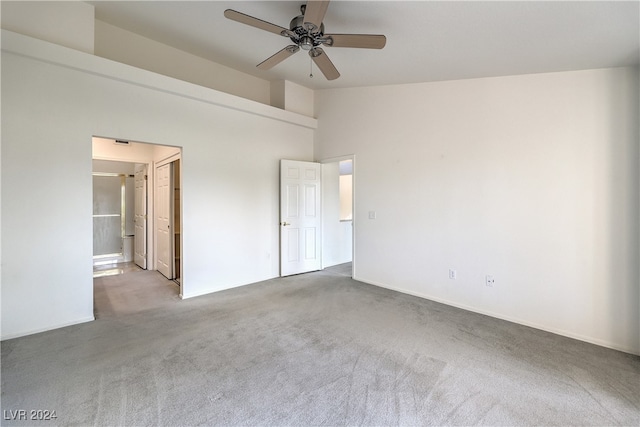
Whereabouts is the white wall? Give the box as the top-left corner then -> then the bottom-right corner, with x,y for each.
1,31 -> 315,339
94,20 -> 271,105
315,67 -> 640,354
2,3 -> 309,109
1,1 -> 95,54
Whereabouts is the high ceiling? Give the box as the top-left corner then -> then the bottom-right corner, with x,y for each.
90,1 -> 640,90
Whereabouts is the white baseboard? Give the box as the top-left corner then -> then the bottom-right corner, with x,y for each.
181,289 -> 216,299
181,275 -> 280,300
353,275 -> 639,356
1,316 -> 95,341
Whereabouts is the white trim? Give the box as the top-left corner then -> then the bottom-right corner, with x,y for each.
181,289 -> 219,300
1,317 -> 95,341
353,275 -> 640,356
1,30 -> 318,130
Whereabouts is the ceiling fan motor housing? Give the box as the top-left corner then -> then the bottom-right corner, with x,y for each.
289,14 -> 326,50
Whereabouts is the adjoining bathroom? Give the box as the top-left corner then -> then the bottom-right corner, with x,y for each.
91,146 -> 182,317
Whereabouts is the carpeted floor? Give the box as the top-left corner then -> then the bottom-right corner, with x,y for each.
93,268 -> 181,318
1,265 -> 639,426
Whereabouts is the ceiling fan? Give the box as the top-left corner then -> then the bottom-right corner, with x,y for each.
224,0 -> 386,81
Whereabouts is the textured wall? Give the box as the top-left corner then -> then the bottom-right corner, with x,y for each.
315,67 -> 640,354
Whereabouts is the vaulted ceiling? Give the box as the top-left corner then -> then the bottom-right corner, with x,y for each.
91,1 -> 640,90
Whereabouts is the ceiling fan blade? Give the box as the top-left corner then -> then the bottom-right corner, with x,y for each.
224,9 -> 289,37
310,48 -> 340,80
324,34 -> 387,49
303,1 -> 330,32
257,45 -> 300,70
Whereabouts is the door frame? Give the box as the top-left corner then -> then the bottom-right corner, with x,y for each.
320,154 -> 356,277
92,136 -> 183,288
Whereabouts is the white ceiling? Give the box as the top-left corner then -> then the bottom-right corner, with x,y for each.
90,1 -> 640,90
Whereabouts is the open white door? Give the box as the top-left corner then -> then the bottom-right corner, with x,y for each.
156,162 -> 173,279
280,159 -> 322,276
134,164 -> 147,269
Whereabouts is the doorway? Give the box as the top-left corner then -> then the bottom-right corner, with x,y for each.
320,156 -> 354,277
278,157 -> 355,278
92,137 -> 183,295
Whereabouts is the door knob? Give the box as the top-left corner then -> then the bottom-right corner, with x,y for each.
281,222 -> 290,226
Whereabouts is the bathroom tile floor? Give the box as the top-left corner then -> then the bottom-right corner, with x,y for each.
93,261 -> 142,278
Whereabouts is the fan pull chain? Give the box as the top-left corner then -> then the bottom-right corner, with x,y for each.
309,57 -> 313,78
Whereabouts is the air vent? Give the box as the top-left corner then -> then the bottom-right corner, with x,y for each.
114,139 -> 130,145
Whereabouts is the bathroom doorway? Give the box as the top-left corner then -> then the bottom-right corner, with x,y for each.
92,137 -> 182,292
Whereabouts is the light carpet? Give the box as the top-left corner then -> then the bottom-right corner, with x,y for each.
1,266 -> 639,426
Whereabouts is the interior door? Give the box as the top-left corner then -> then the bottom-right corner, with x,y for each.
134,164 -> 147,269
156,162 -> 173,279
280,159 -> 322,276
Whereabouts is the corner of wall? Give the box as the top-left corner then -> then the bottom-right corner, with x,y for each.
270,80 -> 314,117
270,80 -> 286,110
284,80 -> 315,117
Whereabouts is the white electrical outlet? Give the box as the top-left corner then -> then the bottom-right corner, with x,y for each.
449,269 -> 457,280
368,211 -> 377,219
485,275 -> 495,287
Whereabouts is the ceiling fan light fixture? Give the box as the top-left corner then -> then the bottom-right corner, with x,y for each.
300,36 -> 314,50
